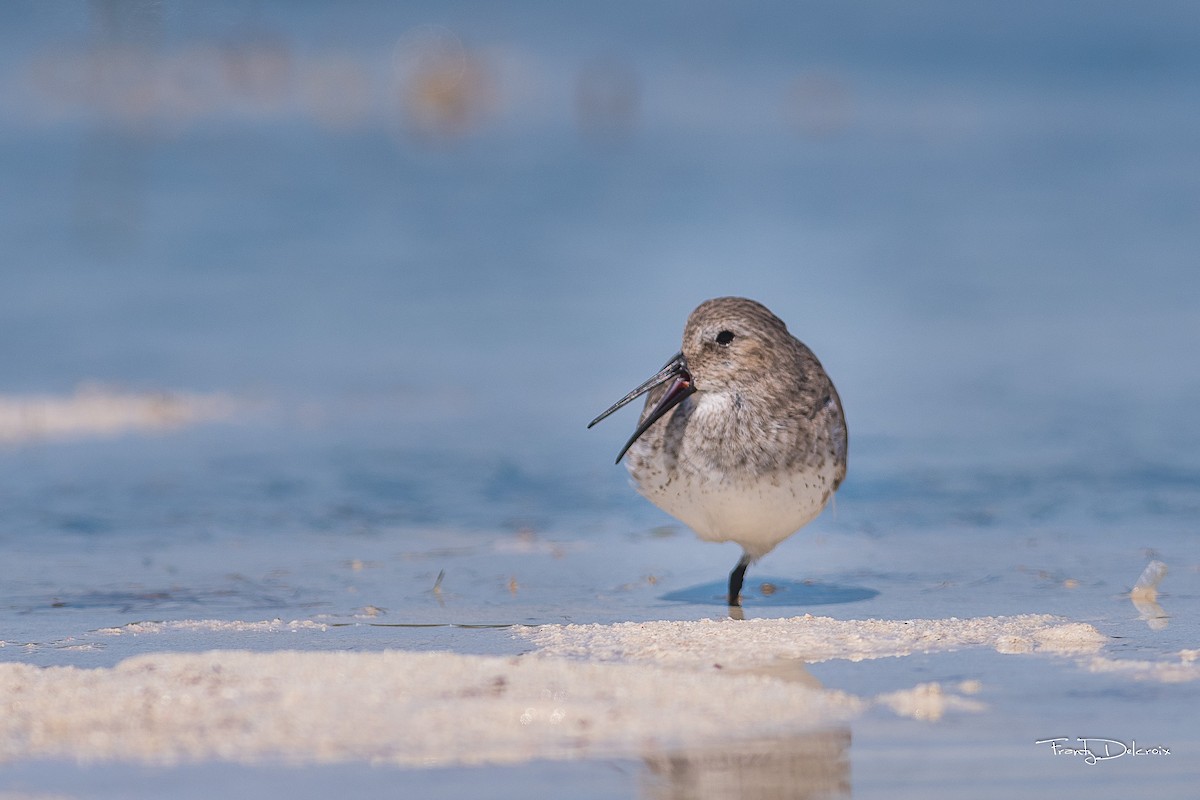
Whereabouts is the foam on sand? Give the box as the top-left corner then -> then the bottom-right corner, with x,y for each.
519,613 -> 1108,667
95,619 -> 331,636
1084,650 -> 1200,684
0,650 -> 864,766
0,614 -> 1119,766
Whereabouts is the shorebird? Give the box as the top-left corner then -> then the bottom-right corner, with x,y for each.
588,297 -> 847,607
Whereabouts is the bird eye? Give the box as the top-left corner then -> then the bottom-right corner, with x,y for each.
716,330 -> 735,345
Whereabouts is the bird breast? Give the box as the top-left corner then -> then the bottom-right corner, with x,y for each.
625,390 -> 841,558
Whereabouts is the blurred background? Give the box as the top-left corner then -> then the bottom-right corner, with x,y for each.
0,1 -> 1198,617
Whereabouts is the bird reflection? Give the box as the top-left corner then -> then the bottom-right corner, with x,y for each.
640,728 -> 851,800
1130,560 -> 1169,631
640,658 -> 849,799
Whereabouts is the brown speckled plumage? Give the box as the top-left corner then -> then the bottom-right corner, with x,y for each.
590,297 -> 847,606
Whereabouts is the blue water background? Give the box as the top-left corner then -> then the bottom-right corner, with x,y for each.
2,4 -> 1200,798
0,1 -> 1196,655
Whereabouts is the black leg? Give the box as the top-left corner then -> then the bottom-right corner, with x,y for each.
728,554 -> 750,607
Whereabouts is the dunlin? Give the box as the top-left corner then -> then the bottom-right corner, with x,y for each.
588,297 -> 847,607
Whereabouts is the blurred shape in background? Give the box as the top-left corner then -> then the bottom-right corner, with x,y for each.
575,56 -> 639,144
392,24 -> 492,141
786,70 -> 853,138
219,18 -> 293,114
303,55 -> 373,132
0,384 -> 238,445
81,0 -> 162,130
73,0 -> 164,254
157,44 -> 226,128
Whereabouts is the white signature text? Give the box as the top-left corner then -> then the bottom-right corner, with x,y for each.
1034,737 -> 1171,765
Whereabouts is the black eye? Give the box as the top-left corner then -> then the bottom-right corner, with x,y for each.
716,330 -> 735,345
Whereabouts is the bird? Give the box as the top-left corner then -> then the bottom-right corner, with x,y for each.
588,297 -> 847,607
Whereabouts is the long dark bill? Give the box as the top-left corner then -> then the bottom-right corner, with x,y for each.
587,352 -> 695,464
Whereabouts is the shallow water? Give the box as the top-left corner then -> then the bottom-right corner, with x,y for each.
2,0 -> 1199,796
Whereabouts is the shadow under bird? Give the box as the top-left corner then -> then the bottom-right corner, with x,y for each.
588,297 -> 847,607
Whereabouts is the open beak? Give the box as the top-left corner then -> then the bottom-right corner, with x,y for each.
588,352 -> 696,464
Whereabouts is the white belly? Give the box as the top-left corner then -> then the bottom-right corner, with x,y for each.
629,457 -> 838,560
